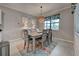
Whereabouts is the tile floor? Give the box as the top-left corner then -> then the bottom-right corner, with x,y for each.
50,39 -> 74,56
10,38 -> 74,56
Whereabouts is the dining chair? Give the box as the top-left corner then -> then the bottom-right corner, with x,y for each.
48,29 -> 52,44
43,29 -> 50,45
22,30 -> 33,52
39,30 -> 48,48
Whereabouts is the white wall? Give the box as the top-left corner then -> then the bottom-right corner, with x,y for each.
74,4 -> 79,33
38,8 -> 74,42
0,6 -> 36,41
74,4 -> 79,56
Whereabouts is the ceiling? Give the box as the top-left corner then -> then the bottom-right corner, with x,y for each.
0,3 -> 71,17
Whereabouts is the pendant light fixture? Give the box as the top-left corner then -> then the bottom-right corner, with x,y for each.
38,5 -> 45,23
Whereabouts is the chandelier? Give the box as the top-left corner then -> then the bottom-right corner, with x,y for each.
38,5 -> 45,23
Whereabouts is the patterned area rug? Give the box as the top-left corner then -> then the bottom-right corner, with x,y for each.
17,41 -> 57,56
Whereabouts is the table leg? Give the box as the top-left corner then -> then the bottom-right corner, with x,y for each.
26,40 -> 29,53
33,37 -> 36,53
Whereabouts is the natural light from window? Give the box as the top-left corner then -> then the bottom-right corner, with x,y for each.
44,18 -> 59,30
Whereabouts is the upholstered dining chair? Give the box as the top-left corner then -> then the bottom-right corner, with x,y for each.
39,30 -> 48,48
22,30 -> 33,52
48,29 -> 52,44
45,29 -> 50,45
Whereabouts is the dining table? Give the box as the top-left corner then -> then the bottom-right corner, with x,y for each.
29,32 -> 42,53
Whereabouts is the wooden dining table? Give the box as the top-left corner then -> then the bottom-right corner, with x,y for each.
29,32 -> 42,53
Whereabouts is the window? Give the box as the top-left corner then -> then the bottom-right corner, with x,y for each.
44,14 -> 60,30
44,20 -> 50,29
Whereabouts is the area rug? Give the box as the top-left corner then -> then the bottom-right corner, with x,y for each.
17,41 -> 57,56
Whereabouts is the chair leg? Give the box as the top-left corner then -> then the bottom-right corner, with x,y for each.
24,41 -> 26,49
32,42 -> 33,51
26,41 -> 29,53
41,42 -> 44,49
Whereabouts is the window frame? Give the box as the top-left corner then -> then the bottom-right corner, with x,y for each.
44,14 -> 60,30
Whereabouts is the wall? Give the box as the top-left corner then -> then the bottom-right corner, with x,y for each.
38,8 -> 74,42
74,4 -> 79,33
0,6 -> 36,41
74,4 -> 79,56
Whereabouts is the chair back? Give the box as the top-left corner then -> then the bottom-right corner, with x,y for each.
48,29 -> 52,42
42,33 -> 47,41
23,30 -> 28,40
41,30 -> 48,47
43,30 -> 47,34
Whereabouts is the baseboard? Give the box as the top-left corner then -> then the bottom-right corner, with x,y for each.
9,37 -> 73,44
53,37 -> 73,44
9,38 -> 23,43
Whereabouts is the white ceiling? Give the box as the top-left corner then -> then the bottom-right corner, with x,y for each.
0,3 -> 71,16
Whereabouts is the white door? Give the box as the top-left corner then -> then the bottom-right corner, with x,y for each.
0,32 -> 1,42
0,9 -> 2,24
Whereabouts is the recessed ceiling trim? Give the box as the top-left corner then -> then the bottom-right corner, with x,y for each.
43,6 -> 71,17
0,3 -> 71,17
